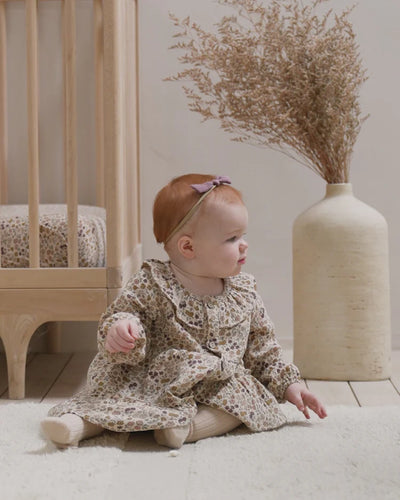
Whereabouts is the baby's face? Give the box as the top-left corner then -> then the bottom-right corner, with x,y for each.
191,200 -> 248,278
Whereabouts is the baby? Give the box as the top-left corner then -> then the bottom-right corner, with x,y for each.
41,174 -> 327,448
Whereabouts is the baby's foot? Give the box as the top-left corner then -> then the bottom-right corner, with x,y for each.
41,413 -> 103,447
153,424 -> 191,449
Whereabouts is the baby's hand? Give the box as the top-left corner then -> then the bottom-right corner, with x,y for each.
284,382 -> 328,420
105,319 -> 140,353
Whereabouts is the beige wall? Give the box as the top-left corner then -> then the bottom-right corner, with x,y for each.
3,0 -> 399,351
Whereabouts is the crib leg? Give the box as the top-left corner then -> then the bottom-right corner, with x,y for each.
0,315 -> 37,400
46,322 -> 62,354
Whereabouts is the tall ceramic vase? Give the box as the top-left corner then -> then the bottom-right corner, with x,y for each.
293,183 -> 391,380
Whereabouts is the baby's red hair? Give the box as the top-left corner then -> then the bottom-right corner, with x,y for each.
153,174 -> 244,244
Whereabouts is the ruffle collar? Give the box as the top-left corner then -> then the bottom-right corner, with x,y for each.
142,259 -> 257,329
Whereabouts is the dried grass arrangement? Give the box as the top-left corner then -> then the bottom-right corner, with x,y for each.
166,0 -> 369,184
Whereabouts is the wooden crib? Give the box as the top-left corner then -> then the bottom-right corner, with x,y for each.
0,0 -> 141,399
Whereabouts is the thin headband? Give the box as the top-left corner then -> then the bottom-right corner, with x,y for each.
164,176 -> 232,243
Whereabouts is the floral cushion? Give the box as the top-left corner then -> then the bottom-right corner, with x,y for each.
0,205 -> 106,268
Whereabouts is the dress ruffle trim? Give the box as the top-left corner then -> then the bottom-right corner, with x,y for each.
144,259 -> 257,329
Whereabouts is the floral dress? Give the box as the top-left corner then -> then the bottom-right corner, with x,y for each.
49,259 -> 300,432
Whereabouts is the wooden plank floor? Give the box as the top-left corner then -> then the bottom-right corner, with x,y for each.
0,350 -> 399,406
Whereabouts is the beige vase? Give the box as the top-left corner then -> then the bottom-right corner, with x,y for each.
293,183 -> 391,380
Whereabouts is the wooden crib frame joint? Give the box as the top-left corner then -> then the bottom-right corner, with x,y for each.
0,287 -> 107,399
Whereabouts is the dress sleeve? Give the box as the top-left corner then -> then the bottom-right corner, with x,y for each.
97,267 -> 156,366
243,291 -> 300,402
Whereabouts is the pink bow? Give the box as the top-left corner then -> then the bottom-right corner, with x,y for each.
191,176 -> 232,194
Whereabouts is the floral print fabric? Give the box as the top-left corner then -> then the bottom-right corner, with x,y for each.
0,204 -> 105,267
49,259 -> 300,432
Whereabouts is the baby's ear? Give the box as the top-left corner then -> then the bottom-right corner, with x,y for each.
177,235 -> 195,259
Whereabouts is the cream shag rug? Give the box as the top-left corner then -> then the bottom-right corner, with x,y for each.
0,403 -> 399,500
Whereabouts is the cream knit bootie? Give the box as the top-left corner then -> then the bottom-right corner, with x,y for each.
41,413 -> 104,448
154,404 -> 241,449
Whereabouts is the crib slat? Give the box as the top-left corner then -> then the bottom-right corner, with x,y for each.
0,1 -> 6,270
132,0 -> 141,248
103,0 -> 124,271
94,0 -> 105,208
26,0 -> 40,268
0,2 -> 7,208
63,0 -> 78,268
121,0 -> 127,258
125,0 -> 139,253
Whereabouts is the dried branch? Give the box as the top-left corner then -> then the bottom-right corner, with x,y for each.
166,0 -> 369,183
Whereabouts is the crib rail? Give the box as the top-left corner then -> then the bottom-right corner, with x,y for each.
0,0 -> 141,292
103,0 -> 141,289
